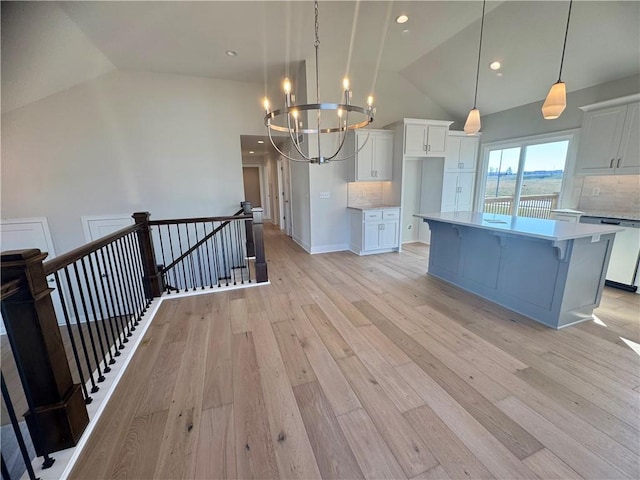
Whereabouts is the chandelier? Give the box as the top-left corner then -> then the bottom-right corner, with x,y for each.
262,0 -> 375,164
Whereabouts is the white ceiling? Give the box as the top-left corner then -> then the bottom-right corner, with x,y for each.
3,1 -> 640,122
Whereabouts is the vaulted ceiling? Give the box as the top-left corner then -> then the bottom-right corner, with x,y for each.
3,1 -> 639,123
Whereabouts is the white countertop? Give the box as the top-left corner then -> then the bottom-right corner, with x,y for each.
347,205 -> 400,211
413,211 -> 623,241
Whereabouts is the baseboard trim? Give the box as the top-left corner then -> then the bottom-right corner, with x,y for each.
310,243 -> 349,254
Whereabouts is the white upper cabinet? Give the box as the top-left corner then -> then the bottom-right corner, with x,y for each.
444,132 -> 478,172
349,129 -> 394,182
403,119 -> 452,157
576,99 -> 640,175
441,131 -> 478,212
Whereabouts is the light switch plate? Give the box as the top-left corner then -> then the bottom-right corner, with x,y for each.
319,191 -> 330,199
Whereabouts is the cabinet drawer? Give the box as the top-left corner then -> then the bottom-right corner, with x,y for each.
382,209 -> 400,220
364,210 -> 383,221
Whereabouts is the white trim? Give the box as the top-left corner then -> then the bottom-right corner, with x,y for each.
81,214 -> 134,242
292,234 -> 311,253
0,217 -> 57,257
310,243 -> 349,254
579,93 -> 640,112
475,128 -> 580,213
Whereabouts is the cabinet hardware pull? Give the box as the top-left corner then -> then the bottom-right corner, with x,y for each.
427,145 -> 431,152
617,158 -> 621,168
610,158 -> 615,168
461,162 -> 464,169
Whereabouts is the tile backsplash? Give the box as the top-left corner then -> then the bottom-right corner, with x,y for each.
578,175 -> 640,214
347,182 -> 384,207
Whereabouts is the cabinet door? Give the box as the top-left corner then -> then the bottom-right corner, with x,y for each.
576,105 -> 627,175
426,125 -> 448,157
444,135 -> 461,171
364,222 -> 381,251
456,172 -> 476,211
458,136 -> 478,172
356,131 -> 375,181
616,102 -> 640,174
374,133 -> 393,180
404,124 -> 426,156
441,172 -> 459,212
380,221 -> 399,248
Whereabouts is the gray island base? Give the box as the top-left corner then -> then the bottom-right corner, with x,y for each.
414,212 -> 623,329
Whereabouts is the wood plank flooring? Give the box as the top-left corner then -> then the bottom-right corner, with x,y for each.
70,226 -> 640,479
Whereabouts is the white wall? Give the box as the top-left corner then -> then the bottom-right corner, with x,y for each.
1,1 -> 115,113
1,70 -> 266,254
289,160 -> 311,250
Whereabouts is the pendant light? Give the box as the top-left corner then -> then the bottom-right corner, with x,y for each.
542,0 -> 573,120
464,0 -> 486,135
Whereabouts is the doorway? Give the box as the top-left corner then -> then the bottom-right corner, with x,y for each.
242,166 -> 262,208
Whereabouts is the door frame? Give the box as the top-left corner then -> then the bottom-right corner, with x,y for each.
242,164 -> 269,219
81,214 -> 134,242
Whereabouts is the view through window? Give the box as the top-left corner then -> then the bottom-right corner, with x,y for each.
483,140 -> 570,219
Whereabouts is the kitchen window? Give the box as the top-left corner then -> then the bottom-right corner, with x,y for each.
477,130 -> 579,219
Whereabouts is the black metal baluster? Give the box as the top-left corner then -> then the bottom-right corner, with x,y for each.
176,224 -> 188,291
117,237 -> 138,327
53,272 -> 91,402
80,255 -> 111,374
1,373 -> 42,479
204,223 -> 214,288
62,267 -> 98,394
71,262 -> 104,383
166,224 -> 177,293
87,252 -> 117,373
184,223 -> 195,290
98,248 -> 125,352
235,220 -> 245,284
214,221 -> 223,287
226,223 -> 234,285
156,226 -> 169,293
106,244 -> 131,340
83,256 -> 113,370
126,233 -> 147,313
123,234 -> 144,324
220,223 -> 228,286
195,222 -> 206,289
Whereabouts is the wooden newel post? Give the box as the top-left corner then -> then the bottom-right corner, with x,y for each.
242,201 -> 255,258
0,249 -> 89,457
251,207 -> 268,283
133,212 -> 163,299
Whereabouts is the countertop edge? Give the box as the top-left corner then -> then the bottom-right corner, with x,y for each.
414,212 -> 624,241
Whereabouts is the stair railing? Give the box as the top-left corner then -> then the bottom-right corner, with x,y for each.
0,202 -> 267,478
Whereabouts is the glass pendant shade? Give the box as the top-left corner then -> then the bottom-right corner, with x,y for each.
464,108 -> 481,135
542,81 -> 567,119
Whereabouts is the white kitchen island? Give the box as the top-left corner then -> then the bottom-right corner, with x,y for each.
414,212 -> 623,329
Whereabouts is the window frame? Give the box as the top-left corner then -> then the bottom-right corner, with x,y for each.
474,129 -> 581,213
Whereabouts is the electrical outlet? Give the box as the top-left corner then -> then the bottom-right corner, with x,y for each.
319,191 -> 330,199
591,187 -> 600,196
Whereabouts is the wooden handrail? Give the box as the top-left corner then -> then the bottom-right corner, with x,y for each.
0,278 -> 21,300
43,224 -> 141,275
149,209 -> 247,226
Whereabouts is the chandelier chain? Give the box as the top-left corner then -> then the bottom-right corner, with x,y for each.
557,0 -> 573,82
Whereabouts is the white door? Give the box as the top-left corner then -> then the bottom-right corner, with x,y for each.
0,218 -> 63,334
457,172 -> 476,211
82,215 -> 136,318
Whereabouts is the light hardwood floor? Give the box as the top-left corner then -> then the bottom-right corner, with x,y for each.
70,225 -> 640,479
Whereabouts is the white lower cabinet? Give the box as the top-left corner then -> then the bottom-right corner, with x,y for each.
349,208 -> 400,255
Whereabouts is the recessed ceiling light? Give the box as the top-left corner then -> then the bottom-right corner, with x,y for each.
489,61 -> 501,70
226,50 -> 237,57
395,14 -> 408,24
249,151 -> 254,154
257,140 -> 264,144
